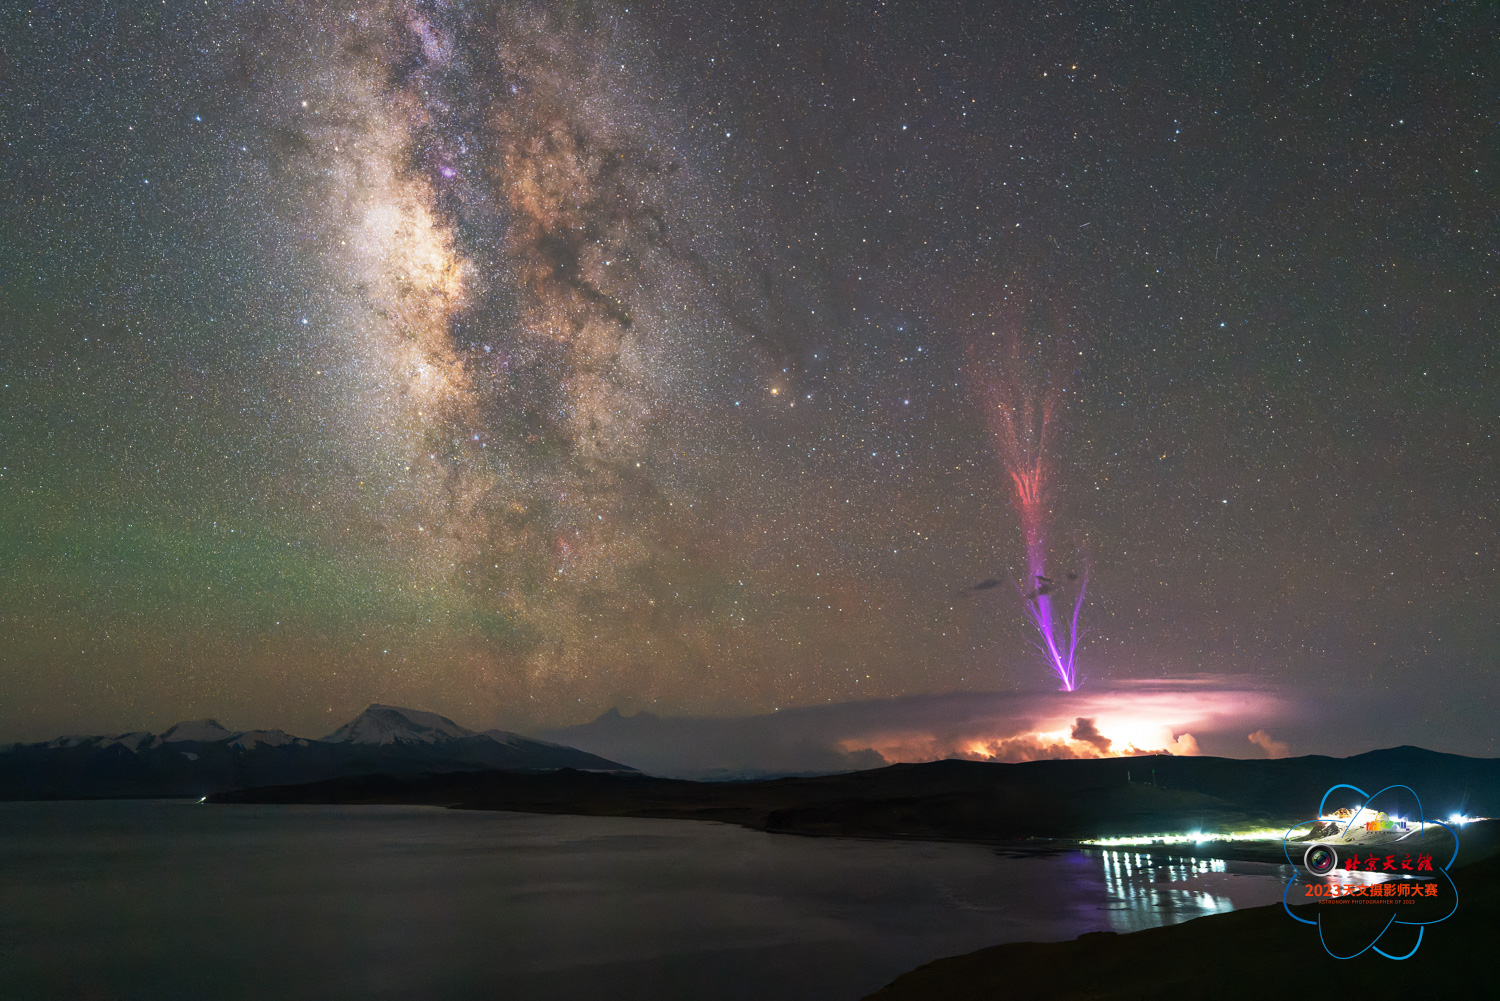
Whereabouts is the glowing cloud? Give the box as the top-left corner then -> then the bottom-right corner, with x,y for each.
546,678 -> 1293,777
1248,729 -> 1290,757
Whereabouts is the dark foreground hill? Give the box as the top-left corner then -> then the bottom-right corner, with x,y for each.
864,850 -> 1500,999
212,745 -> 1500,843
0,704 -> 631,800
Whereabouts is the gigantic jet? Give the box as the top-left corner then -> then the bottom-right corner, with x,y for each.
971,336 -> 1087,691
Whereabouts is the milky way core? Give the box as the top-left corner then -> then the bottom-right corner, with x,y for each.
276,3 -> 804,704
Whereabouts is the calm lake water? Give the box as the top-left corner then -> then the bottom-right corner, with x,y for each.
0,800 -> 1294,1000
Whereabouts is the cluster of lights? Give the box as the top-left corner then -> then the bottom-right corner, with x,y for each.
1082,828 -> 1289,847
1083,813 -> 1482,850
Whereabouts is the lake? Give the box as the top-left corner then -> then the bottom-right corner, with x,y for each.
0,800 -> 1294,1000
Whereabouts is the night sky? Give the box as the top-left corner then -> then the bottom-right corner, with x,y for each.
2,1 -> 1495,756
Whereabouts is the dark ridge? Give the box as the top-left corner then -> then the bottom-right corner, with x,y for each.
864,852 -> 1500,999
209,750 -> 1500,848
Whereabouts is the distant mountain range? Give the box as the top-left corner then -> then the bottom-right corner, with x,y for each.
212,744 -> 1500,849
0,704 -> 634,800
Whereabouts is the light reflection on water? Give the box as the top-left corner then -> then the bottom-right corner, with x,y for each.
1095,850 -> 1294,933
0,801 -> 1295,1001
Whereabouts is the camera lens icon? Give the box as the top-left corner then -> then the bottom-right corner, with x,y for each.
1303,844 -> 1339,876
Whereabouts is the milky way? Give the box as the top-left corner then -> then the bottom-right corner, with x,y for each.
1,0 -> 1495,753
268,1 -> 823,709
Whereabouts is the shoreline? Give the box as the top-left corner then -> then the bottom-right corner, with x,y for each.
863,850 -> 1499,999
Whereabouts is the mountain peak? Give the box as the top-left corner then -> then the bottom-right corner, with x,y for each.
228,729 -> 299,750
157,719 -> 234,744
320,704 -> 476,745
591,707 -> 659,725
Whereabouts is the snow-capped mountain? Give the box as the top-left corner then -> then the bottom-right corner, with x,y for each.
321,705 -> 478,745
144,719 -> 307,750
154,719 -> 235,745
0,704 -> 635,800
320,705 -> 603,761
44,731 -> 154,752
228,729 -> 300,750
